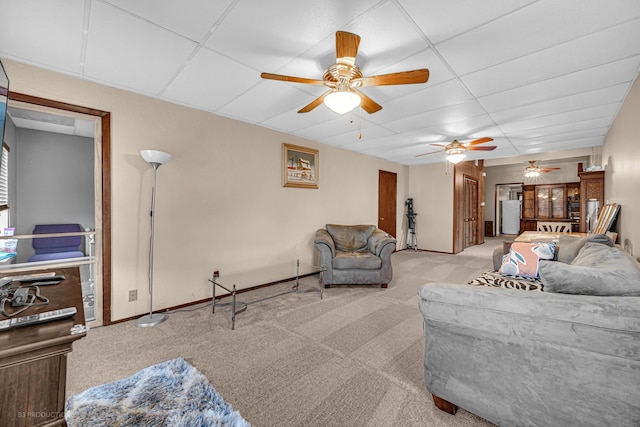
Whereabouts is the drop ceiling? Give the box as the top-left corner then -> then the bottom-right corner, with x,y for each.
1,0 -> 639,166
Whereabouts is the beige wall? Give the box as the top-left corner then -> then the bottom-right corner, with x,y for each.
4,60 -> 409,321
602,76 -> 640,261
408,164 -> 454,253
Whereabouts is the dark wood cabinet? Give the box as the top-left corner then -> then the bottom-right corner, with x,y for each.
579,170 -> 605,233
517,182 -> 582,234
0,267 -> 86,427
522,185 -> 535,219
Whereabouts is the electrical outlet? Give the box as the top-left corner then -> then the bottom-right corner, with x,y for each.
128,290 -> 137,302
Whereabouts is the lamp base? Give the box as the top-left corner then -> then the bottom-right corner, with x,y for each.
135,312 -> 167,328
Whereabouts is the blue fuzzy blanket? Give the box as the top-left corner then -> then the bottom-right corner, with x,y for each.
65,357 -> 250,427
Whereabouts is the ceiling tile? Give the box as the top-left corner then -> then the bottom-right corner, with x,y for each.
499,104 -> 619,133
399,0 -> 536,44
491,83 -> 631,123
436,0 -> 640,75
0,0 -> 85,74
478,56 -> 640,112
84,2 -> 197,94
218,81 -> 325,123
162,47 -> 260,111
461,18 -> 640,97
103,0 -> 235,42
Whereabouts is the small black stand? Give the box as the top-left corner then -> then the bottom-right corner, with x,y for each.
406,198 -> 418,251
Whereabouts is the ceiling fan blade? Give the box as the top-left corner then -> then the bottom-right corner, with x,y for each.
415,150 -> 443,158
428,142 -> 448,147
336,31 -> 360,66
261,72 -> 326,85
355,90 -> 382,114
467,146 -> 497,151
466,137 -> 494,146
540,168 -> 561,172
298,92 -> 330,113
358,69 -> 430,87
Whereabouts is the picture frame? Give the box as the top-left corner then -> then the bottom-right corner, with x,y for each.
282,143 -> 319,189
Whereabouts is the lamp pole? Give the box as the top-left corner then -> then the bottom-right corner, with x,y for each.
136,150 -> 171,327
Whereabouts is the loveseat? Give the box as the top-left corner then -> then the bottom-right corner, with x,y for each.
314,224 -> 396,288
418,235 -> 640,426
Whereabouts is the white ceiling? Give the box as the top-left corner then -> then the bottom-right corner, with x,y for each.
1,0 -> 639,166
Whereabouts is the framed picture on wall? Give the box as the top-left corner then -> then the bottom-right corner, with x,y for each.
282,143 -> 319,189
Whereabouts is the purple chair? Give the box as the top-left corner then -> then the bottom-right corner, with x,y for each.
28,224 -> 85,262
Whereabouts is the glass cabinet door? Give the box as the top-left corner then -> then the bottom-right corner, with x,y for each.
537,187 -> 549,218
551,186 -> 565,218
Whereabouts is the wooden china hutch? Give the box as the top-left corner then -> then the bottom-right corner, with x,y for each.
519,164 -> 604,234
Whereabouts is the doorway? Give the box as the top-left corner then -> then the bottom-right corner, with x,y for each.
495,183 -> 523,236
7,92 -> 111,326
378,170 -> 397,237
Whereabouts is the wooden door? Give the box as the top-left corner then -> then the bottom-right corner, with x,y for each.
463,176 -> 478,249
378,170 -> 397,237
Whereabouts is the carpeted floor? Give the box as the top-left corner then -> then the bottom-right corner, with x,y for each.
67,238 -> 503,426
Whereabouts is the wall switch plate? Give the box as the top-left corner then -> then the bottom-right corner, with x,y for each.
128,290 -> 137,302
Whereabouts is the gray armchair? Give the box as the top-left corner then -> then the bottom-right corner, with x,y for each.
314,224 -> 396,288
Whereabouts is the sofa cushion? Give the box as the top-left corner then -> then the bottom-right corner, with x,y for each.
332,251 -> 382,270
539,243 -> 640,296
326,224 -> 376,252
556,234 -> 613,264
499,241 -> 555,278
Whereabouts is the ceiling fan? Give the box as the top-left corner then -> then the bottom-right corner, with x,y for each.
524,160 -> 560,177
260,31 -> 429,115
415,137 -> 496,164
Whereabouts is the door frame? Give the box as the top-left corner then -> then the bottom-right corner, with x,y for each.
9,92 -> 112,325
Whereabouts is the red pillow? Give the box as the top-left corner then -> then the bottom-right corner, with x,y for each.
499,241 -> 556,278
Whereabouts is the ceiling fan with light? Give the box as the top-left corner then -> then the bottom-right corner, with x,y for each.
260,31 -> 429,115
524,160 -> 560,177
415,137 -> 496,164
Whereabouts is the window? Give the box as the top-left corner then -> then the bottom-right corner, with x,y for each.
0,142 -> 8,211
0,143 -> 9,233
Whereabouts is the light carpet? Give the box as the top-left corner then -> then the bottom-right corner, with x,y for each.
67,239 -> 502,426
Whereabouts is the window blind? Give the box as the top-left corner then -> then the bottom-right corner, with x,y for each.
0,143 -> 9,210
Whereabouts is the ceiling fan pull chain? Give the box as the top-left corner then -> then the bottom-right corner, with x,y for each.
358,105 -> 362,139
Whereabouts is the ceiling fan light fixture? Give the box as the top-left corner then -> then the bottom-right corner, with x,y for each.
445,153 -> 466,164
445,147 -> 466,164
525,169 -> 540,178
324,89 -> 361,114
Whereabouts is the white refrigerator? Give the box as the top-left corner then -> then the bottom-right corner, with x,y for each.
501,200 -> 521,235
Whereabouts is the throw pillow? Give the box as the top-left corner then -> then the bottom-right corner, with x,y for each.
556,234 -> 613,264
539,243 -> 640,296
499,241 -> 556,278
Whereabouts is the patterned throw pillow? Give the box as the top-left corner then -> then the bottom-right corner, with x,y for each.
499,241 -> 556,278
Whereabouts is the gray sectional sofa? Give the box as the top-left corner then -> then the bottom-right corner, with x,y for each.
418,235 -> 640,426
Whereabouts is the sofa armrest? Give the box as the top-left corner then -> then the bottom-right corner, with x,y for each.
314,229 -> 335,257
367,229 -> 397,256
492,246 -> 504,271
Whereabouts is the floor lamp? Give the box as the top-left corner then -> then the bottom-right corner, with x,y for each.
136,149 -> 171,328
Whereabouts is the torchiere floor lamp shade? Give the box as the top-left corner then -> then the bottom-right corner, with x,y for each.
136,149 -> 171,327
